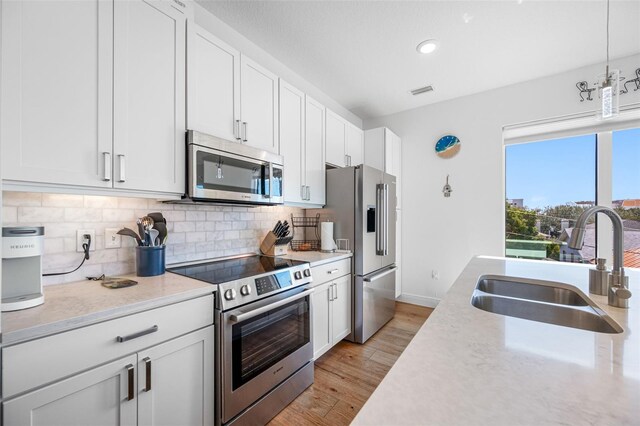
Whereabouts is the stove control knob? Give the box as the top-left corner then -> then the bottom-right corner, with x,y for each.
224,289 -> 237,301
294,271 -> 302,280
240,285 -> 252,296
303,269 -> 311,277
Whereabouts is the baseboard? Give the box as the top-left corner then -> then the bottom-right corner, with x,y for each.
396,293 -> 440,308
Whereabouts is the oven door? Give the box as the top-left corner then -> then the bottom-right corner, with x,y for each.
221,286 -> 313,423
188,143 -> 282,205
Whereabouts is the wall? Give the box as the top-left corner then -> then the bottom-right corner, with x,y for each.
2,192 -> 302,285
193,2 -> 363,128
365,54 -> 640,307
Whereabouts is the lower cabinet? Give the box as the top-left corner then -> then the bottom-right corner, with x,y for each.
312,273 -> 352,360
4,326 -> 214,426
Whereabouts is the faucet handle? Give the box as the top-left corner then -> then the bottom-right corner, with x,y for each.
615,287 -> 632,300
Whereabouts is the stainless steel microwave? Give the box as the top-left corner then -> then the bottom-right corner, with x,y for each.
186,130 -> 284,205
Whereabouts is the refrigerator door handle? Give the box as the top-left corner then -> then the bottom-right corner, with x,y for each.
364,266 -> 398,282
376,183 -> 384,255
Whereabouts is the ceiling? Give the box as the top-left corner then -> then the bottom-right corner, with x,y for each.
197,1 -> 640,120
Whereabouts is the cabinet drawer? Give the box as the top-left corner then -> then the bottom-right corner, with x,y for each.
311,258 -> 351,286
3,295 -> 214,398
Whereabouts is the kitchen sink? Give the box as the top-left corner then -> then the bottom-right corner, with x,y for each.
471,275 -> 623,334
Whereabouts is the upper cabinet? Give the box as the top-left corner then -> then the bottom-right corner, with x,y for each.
186,26 -> 279,154
1,0 -> 113,188
1,0 -> 187,196
325,110 -> 363,168
187,24 -> 240,142
113,0 -> 186,194
364,127 -> 402,209
279,80 -> 325,207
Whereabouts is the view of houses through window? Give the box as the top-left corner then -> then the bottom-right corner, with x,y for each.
505,128 -> 640,268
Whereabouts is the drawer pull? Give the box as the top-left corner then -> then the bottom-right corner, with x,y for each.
143,357 -> 152,392
126,364 -> 135,401
116,325 -> 159,343
327,269 -> 339,275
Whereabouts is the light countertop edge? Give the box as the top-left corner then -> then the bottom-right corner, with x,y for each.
353,256 -> 640,426
2,273 -> 214,346
279,251 -> 352,267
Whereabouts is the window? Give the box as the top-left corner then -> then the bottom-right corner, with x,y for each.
505,126 -> 640,267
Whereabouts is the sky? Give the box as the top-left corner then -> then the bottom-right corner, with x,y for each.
506,128 -> 640,209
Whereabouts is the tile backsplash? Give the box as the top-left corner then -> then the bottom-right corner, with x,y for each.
2,192 -> 303,285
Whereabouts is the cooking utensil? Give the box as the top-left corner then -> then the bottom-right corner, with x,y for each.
140,216 -> 155,246
136,219 -> 145,244
148,229 -> 160,247
117,228 -> 143,246
147,212 -> 166,225
153,222 -> 168,246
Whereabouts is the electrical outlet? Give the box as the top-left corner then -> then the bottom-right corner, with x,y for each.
76,229 -> 96,253
105,228 -> 121,249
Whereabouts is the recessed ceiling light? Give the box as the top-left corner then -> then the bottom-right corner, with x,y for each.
416,39 -> 438,54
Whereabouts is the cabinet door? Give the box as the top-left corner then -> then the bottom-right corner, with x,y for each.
3,355 -> 137,426
346,124 -> 364,167
240,55 -> 279,153
187,24 -> 240,142
325,110 -> 347,167
279,80 -> 306,204
138,326 -> 214,426
396,209 -> 402,298
311,282 -> 332,360
331,275 -> 352,343
305,96 -> 326,206
387,130 -> 402,209
113,0 -> 186,194
0,0 -> 113,187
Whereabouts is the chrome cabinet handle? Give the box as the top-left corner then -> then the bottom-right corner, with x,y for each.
234,119 -> 241,140
103,152 -> 111,181
118,154 -> 126,182
126,364 -> 135,401
306,186 -> 311,200
332,283 -> 338,300
344,154 -> 349,166
143,357 -> 152,392
242,122 -> 248,142
327,269 -> 339,275
328,285 -> 333,302
301,185 -> 306,200
116,325 -> 159,343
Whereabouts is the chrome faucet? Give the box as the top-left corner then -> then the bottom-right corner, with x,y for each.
568,206 -> 632,308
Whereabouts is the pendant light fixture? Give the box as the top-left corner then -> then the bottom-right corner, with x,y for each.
596,0 -> 619,120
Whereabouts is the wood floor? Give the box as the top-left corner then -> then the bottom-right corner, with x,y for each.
268,302 -> 434,426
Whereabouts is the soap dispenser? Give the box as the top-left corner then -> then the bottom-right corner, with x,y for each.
589,258 -> 609,296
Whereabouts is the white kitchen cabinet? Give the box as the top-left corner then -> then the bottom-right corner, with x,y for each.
240,55 -> 279,153
3,354 -> 138,426
137,327 -> 214,426
280,81 -> 326,207
325,109 -> 363,168
325,109 -> 347,167
279,80 -> 306,204
187,24 -> 240,142
113,0 -> 186,194
346,124 -> 364,167
3,296 -> 214,425
310,259 -> 352,360
1,0 -> 187,197
0,0 -> 113,188
305,96 -> 326,205
364,127 -> 402,209
396,209 -> 403,298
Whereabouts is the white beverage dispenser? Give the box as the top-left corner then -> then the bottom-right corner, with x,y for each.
2,227 -> 45,311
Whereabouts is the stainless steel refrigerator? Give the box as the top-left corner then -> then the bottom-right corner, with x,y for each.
325,165 -> 397,343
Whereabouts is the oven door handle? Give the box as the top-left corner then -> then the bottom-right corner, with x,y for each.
229,288 -> 314,324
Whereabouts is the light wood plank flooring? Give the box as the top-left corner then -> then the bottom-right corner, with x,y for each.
268,302 -> 434,426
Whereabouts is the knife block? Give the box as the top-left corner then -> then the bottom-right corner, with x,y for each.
260,231 -> 291,256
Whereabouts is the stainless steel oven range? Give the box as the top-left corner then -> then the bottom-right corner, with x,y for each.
168,254 -> 313,425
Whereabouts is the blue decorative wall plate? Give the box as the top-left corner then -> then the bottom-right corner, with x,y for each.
435,135 -> 461,158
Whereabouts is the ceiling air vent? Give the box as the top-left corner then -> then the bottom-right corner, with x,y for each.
410,85 -> 434,95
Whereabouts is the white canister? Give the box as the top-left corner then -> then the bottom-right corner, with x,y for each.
320,222 -> 336,252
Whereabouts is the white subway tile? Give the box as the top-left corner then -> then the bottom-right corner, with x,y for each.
2,206 -> 18,223
44,238 -> 65,254
216,221 -> 233,231
84,195 -> 118,208
224,212 -> 241,221
103,208 -> 135,222
65,207 -> 103,222
186,211 -> 206,221
162,210 -> 186,222
18,206 -> 65,223
174,222 -> 196,233
224,230 -> 239,240
186,232 -> 206,243
206,211 -> 224,221
232,221 -> 248,230
3,191 -> 42,206
117,197 -> 149,209
42,194 -> 84,207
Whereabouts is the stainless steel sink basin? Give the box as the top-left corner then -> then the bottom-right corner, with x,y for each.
471,275 -> 623,334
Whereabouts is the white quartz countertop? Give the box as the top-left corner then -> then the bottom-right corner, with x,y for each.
279,250 -> 352,267
353,256 -> 640,425
2,273 -> 213,345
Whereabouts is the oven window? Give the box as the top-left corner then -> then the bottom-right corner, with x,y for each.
197,151 -> 267,195
231,297 -> 310,390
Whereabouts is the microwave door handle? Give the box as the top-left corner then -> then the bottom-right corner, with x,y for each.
266,162 -> 273,199
229,288 -> 314,324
